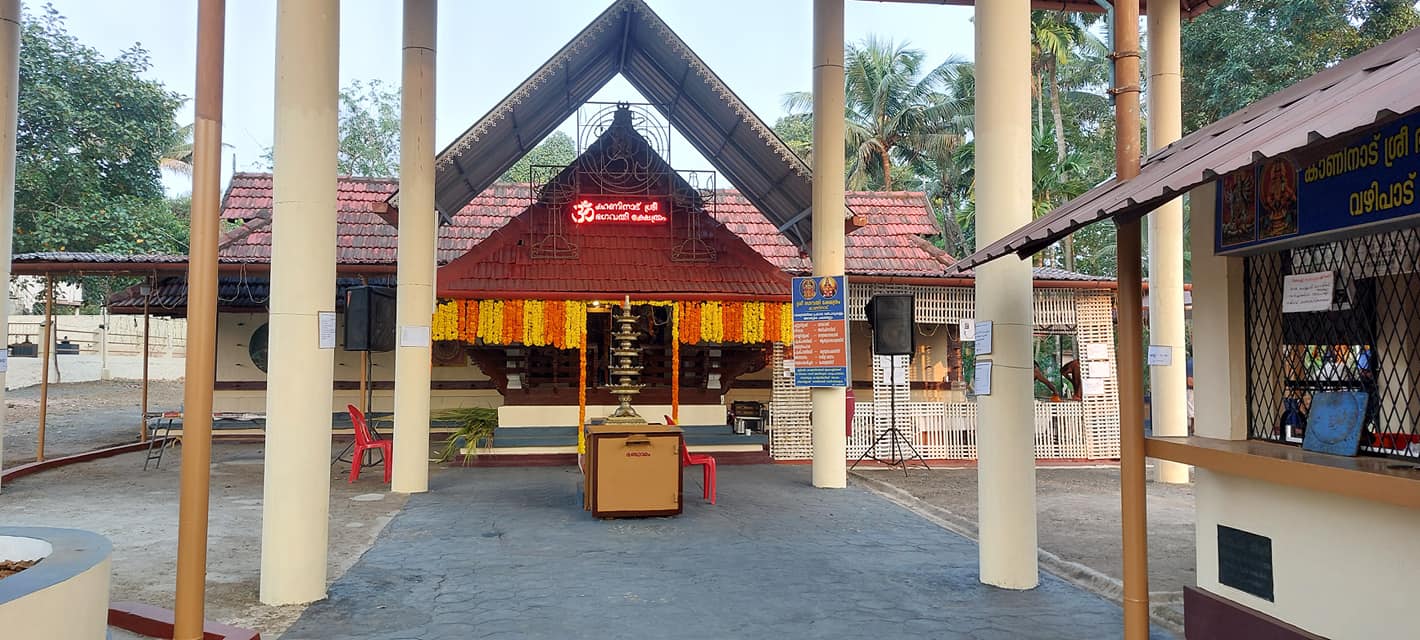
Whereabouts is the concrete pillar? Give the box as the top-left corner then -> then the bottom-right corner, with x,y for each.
1186,182 -> 1248,441
973,0 -> 1038,589
810,0 -> 847,489
1147,0 -> 1189,483
392,0 -> 437,494
260,0 -> 339,606
0,0 -> 15,491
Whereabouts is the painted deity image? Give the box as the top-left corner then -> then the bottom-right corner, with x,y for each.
1259,157 -> 1299,239
1220,167 -> 1258,247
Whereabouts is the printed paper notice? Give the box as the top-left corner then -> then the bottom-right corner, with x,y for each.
318,311 -> 337,349
1282,271 -> 1335,313
400,325 -> 431,348
1082,377 -> 1106,396
1085,343 -> 1109,360
0,350 -> 9,373
959,318 -> 975,342
973,361 -> 992,396
1147,345 -> 1173,366
974,320 -> 993,355
1087,360 -> 1113,379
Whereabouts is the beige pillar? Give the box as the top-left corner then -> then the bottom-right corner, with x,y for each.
173,1 -> 224,636
974,0 -> 1038,589
260,0 -> 338,606
392,0 -> 437,494
1146,0 -> 1189,483
810,0 -> 847,489
0,0 -> 15,492
1187,182 -> 1249,441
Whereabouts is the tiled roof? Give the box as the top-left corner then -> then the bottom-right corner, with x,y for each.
108,275 -> 395,314
219,172 -> 533,265
711,190 -> 950,276
218,173 -> 951,276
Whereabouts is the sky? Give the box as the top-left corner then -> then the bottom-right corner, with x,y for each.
39,0 -> 977,195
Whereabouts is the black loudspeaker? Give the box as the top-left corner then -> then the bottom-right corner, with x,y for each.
344,286 -> 396,352
866,294 -> 915,356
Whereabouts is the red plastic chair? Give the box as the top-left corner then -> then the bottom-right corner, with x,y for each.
667,415 -> 716,504
347,404 -> 392,484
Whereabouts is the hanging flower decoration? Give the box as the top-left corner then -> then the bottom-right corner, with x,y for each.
430,298 -> 793,347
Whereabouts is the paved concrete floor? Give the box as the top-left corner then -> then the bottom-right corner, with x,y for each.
283,465 -> 1175,639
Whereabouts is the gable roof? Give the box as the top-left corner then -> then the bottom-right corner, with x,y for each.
215,172 -> 951,277
412,0 -> 821,250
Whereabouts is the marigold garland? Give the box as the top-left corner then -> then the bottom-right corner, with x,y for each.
671,303 -> 681,423
577,329 -> 588,454
431,298 -> 792,347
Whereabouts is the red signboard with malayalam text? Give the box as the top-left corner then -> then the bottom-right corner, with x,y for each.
569,195 -> 669,225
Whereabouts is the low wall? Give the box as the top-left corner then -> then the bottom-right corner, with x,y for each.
0,526 -> 112,640
1194,470 -> 1420,639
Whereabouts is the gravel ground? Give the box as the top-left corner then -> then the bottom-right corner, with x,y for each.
855,465 -> 1194,633
2,379 -> 185,466
0,442 -> 410,638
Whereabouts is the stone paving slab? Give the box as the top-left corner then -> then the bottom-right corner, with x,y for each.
282,465 -> 1176,640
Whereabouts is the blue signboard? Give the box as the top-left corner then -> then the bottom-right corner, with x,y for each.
791,275 -> 849,388
1216,110 -> 1420,254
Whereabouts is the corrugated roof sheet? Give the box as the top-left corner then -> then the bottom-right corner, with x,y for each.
951,25 -> 1420,273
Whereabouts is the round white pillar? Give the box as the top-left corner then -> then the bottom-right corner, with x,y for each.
810,0 -> 847,489
392,0 -> 437,494
1147,0 -> 1190,483
260,0 -> 339,606
973,0 -> 1039,589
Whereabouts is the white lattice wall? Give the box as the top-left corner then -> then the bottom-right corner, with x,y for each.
768,286 -> 1121,462
1075,291 -> 1121,459
846,282 -> 1078,327
768,342 -> 813,460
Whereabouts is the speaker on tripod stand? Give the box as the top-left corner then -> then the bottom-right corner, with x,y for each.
853,294 -> 930,474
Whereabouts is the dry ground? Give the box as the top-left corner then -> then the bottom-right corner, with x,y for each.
3,378 -> 184,466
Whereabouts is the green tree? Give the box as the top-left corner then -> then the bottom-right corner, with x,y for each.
337,79 -> 401,176
1182,0 -> 1420,132
15,4 -> 183,256
500,131 -> 577,183
1031,11 -> 1105,164
783,37 -> 968,191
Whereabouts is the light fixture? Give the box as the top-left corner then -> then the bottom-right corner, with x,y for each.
139,283 -> 152,296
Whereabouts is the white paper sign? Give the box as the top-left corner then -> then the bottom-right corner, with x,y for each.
973,361 -> 993,396
1147,345 -> 1173,366
317,311 -> 337,349
974,320 -> 993,355
782,359 -> 796,378
0,350 -> 9,373
1082,377 -> 1106,396
400,325 -> 431,348
1086,360 -> 1113,379
1282,271 -> 1336,313
1085,343 -> 1109,360
959,318 -> 975,342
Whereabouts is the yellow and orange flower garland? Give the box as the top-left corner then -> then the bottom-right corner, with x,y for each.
433,299 -> 792,346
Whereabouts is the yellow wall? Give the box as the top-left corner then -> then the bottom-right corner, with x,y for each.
1194,469 -> 1420,640
214,312 -> 497,413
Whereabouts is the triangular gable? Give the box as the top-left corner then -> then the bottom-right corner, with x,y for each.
438,112 -> 792,301
410,0 -> 821,250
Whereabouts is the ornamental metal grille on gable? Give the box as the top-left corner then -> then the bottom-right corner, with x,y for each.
1244,226 -> 1420,460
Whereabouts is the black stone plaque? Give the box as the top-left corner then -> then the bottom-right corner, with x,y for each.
1217,525 -> 1274,601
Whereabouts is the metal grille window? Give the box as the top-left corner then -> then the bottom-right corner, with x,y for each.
1244,226 -> 1420,460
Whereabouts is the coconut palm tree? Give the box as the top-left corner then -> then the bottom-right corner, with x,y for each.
783,37 -> 969,191
1032,11 -> 1106,164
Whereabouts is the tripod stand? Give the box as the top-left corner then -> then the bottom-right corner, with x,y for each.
851,353 -> 930,476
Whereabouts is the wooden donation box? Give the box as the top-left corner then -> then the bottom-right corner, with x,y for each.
583,424 -> 683,518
